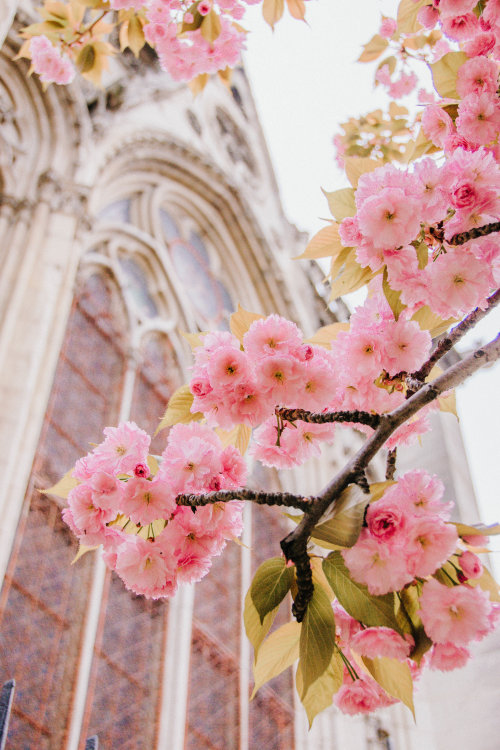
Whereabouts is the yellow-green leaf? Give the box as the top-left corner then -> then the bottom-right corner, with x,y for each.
429,51 -> 467,99
244,588 -> 279,656
251,620 -> 301,697
382,267 -> 405,321
230,304 -> 264,343
323,551 -> 404,633
181,330 -> 206,349
329,258 -> 373,301
262,0 -> 284,28
76,43 -> 96,73
398,585 -> 433,664
362,656 -> 414,717
250,557 -> 294,624
156,384 -> 202,434
296,223 -> 343,260
311,485 -> 369,549
369,480 -> 396,503
42,469 -> 78,499
127,14 -> 145,57
453,521 -> 500,538
201,9 -> 221,43
216,423 -> 252,455
438,389 -> 457,418
296,649 -> 343,727
188,73 -> 209,96
147,454 -> 159,476
343,157 -> 381,189
470,566 -> 500,603
322,187 -> 356,222
411,306 -> 456,337
286,0 -> 306,20
358,34 -> 389,63
71,543 -> 98,564
415,241 -> 429,269
397,0 -> 426,34
404,126 -> 437,164
298,583 -> 336,699
305,322 -> 350,348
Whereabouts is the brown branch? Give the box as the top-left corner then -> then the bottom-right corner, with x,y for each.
176,488 -> 315,513
386,448 -> 397,480
412,288 -> 500,383
429,221 -> 500,246
281,334 -> 500,618
447,221 -> 500,246
276,407 -> 381,429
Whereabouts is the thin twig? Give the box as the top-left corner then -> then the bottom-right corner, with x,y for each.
386,448 -> 397,481
412,288 -> 500,383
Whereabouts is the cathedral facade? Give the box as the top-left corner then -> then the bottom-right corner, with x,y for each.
1,5 -> 499,750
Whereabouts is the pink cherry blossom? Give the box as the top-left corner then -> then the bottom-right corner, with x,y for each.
30,35 -> 75,85
419,578 -> 493,645
429,642 -> 471,671
350,627 -> 413,661
459,550 -> 483,579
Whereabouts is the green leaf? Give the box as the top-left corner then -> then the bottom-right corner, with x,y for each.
429,52 -> 468,99
382,267 -> 405,321
155,384 -> 202,434
42,468 -> 78,499
362,656 -> 415,717
398,585 -> 433,664
414,241 -> 429,270
305,322 -> 350,349
76,44 -> 96,74
250,557 -> 294,624
311,485 -> 369,549
243,589 -> 279,657
323,551 -> 404,634
216,424 -> 252,455
322,187 -> 356,222
470,566 -> 500,603
369,481 -> 396,503
296,649 -> 343,727
251,621 -> 301,697
71,543 -> 98,564
298,583 -> 336,699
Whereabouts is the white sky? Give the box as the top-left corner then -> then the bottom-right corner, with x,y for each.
241,0 -> 500,532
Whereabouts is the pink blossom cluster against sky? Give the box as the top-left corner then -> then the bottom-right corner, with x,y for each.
241,1 -> 500,555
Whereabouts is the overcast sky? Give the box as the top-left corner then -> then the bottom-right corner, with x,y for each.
241,0 -> 500,537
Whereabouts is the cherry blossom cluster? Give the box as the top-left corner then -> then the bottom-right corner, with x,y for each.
144,0 -> 254,81
62,420 -> 247,598
339,147 -> 500,319
333,469 -> 498,715
188,307 -> 438,469
417,0 -> 500,59
30,34 -> 75,85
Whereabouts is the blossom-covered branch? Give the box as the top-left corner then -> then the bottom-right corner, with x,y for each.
412,288 -> 500,382
281,334 -> 500,618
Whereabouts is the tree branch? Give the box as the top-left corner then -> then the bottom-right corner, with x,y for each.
176,488 -> 315,513
281,334 -> 500,618
412,288 -> 500,382
276,407 -> 381,429
447,221 -> 500,246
